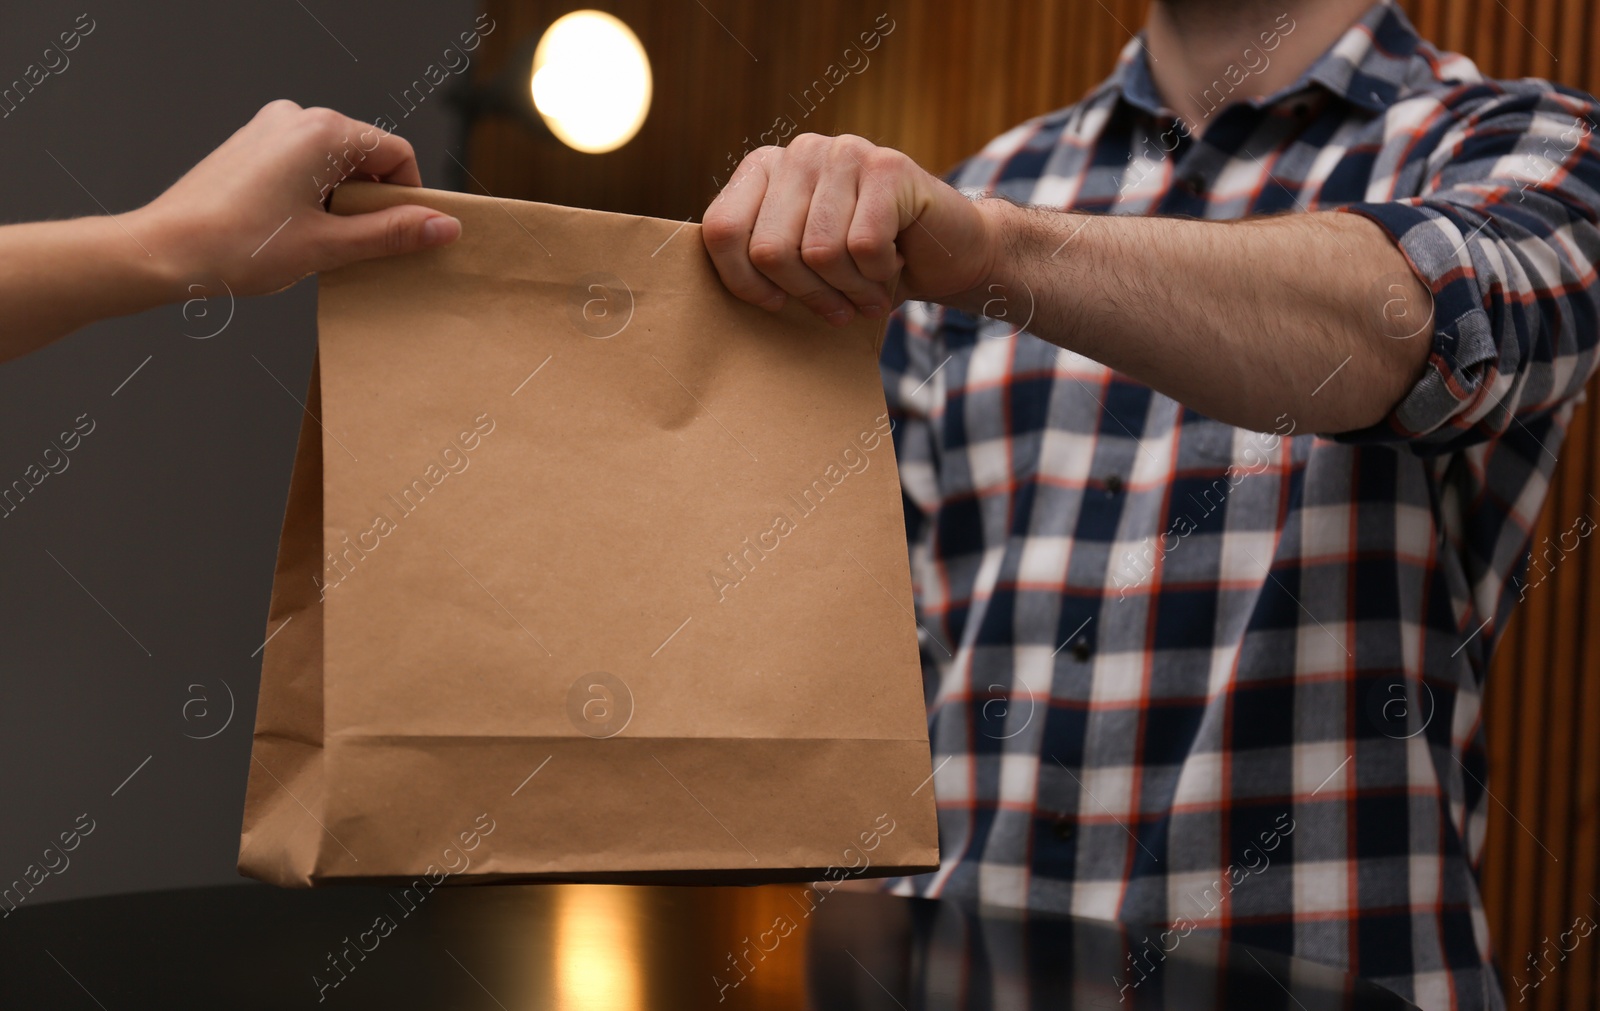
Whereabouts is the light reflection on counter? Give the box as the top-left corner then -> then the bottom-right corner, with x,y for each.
0,879 -> 1423,1008
553,884 -> 644,1009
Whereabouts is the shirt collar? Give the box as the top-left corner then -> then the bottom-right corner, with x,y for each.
1094,1 -> 1423,122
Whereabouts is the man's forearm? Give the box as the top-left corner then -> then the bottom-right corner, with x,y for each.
967,200 -> 1433,435
0,213 -> 179,363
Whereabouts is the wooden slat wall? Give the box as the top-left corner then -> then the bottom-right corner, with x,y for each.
1411,5 -> 1600,1009
467,2 -> 1600,1005
465,0 -> 1151,215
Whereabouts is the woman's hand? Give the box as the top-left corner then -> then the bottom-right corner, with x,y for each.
0,100 -> 463,362
132,99 -> 461,295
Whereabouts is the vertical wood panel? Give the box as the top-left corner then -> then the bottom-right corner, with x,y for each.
1450,0 -> 1600,1004
465,2 -> 1600,1005
1569,380 -> 1600,1011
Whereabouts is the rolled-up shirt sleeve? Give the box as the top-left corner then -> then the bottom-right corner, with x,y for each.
1335,83 -> 1600,451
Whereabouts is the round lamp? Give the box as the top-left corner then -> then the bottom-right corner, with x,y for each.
530,10 -> 652,154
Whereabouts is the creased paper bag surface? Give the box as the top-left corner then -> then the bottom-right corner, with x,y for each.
238,182 -> 938,886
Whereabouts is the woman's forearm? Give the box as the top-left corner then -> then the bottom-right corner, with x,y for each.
0,99 -> 464,366
0,212 -> 180,362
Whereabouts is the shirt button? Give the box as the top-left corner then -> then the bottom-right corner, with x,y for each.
1071,637 -> 1091,662
1104,474 -> 1125,495
1052,817 -> 1076,842
1182,172 -> 1208,195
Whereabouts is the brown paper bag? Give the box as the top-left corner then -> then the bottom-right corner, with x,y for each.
237,182 -> 939,887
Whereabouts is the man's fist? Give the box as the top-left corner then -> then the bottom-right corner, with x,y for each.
132,99 -> 461,296
701,133 -> 997,326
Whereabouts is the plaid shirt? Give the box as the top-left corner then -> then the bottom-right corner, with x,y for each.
878,4 -> 1600,1009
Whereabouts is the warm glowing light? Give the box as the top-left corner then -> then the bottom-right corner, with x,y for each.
554,885 -> 643,1008
530,11 -> 652,154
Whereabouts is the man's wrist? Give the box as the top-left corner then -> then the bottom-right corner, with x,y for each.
944,197 -> 1020,316
961,198 -> 1070,324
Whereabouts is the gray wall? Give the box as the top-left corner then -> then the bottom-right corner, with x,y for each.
0,0 -> 476,904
